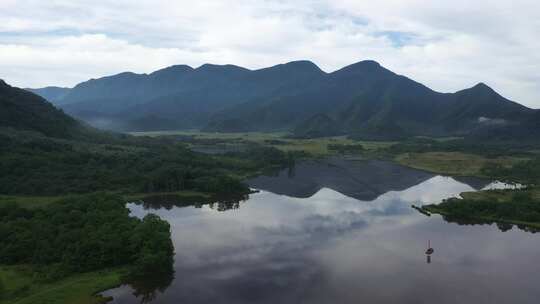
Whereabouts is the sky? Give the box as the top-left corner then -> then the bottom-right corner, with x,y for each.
0,0 -> 539,108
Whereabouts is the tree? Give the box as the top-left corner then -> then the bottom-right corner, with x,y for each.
130,214 -> 174,277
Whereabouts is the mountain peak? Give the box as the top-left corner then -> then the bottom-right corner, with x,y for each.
285,60 -> 324,73
259,60 -> 324,75
28,85 -> 71,90
114,71 -> 139,77
358,59 -> 381,66
150,64 -> 194,76
332,60 -> 388,74
454,81 -> 530,112
348,60 -> 382,69
284,60 -> 320,68
472,82 -> 493,91
461,82 -> 498,96
197,63 -> 250,72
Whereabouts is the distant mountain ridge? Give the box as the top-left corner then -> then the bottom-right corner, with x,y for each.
25,86 -> 71,105
28,60 -> 537,140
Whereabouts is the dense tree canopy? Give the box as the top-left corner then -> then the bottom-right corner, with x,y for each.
0,193 -> 173,280
0,131 -> 271,196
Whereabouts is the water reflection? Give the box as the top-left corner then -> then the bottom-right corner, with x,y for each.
247,158 -> 490,201
102,160 -> 540,304
425,240 -> 434,264
134,193 -> 249,212
125,271 -> 174,304
437,214 -> 540,233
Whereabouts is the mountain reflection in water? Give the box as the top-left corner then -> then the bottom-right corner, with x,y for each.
102,159 -> 539,304
247,158 -> 492,201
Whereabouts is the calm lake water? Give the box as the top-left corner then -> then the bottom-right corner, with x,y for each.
102,159 -> 538,304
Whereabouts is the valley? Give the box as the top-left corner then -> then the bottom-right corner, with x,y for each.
3,2 -> 540,303
2,62 -> 540,304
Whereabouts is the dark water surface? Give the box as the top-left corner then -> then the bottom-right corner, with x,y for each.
102,159 -> 538,304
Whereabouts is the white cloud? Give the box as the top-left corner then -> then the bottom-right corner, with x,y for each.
0,0 -> 539,108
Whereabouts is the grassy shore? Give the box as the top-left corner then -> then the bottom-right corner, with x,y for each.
460,188 -> 540,202
395,149 -> 540,229
131,130 -> 394,156
395,151 -> 526,176
0,266 -> 126,304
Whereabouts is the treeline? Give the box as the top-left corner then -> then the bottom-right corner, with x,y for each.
383,137 -> 535,158
0,132 -> 262,196
481,158 -> 540,184
424,190 -> 540,225
0,193 -> 173,282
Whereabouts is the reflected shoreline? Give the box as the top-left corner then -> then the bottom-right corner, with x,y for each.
131,192 -> 252,212
438,212 -> 540,233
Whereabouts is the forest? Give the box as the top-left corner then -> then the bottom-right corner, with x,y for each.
0,193 -> 173,301
0,128 -> 294,303
0,129 -> 294,196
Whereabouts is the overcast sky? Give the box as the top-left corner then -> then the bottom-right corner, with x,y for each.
1,0 -> 539,108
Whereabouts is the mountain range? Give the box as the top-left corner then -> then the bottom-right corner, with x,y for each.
25,60 -> 539,140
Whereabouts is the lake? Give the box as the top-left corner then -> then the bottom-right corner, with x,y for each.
102,158 -> 538,304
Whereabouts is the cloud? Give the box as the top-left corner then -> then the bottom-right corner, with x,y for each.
0,0 -> 539,108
